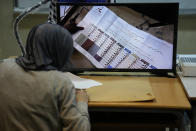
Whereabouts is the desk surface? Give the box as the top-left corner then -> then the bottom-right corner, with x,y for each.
81,75 -> 191,110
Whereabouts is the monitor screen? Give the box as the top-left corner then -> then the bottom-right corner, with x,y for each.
56,3 -> 179,73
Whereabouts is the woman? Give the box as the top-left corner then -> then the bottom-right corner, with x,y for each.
0,23 -> 90,131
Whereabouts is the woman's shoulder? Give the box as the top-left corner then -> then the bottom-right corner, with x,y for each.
49,71 -> 74,87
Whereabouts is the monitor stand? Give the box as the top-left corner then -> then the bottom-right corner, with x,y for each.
150,72 -> 176,78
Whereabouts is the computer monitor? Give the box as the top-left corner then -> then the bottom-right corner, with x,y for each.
56,2 -> 179,74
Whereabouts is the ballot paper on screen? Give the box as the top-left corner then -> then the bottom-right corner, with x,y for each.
72,6 -> 173,69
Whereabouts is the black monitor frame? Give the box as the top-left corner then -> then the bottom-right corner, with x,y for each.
56,2 -> 179,75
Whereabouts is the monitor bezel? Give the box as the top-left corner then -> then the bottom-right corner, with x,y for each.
56,2 -> 179,74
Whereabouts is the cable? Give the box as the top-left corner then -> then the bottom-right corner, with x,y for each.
14,0 -> 50,56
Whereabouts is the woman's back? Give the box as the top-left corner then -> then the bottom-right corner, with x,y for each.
0,59 -> 90,131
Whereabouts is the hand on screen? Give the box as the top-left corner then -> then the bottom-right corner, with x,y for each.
76,89 -> 89,103
64,22 -> 84,34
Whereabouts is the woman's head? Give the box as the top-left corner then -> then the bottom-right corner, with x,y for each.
16,23 -> 73,71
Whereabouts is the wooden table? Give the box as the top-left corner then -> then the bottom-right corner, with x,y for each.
81,75 -> 191,131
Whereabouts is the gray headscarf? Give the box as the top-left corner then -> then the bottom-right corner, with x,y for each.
16,23 -> 73,71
